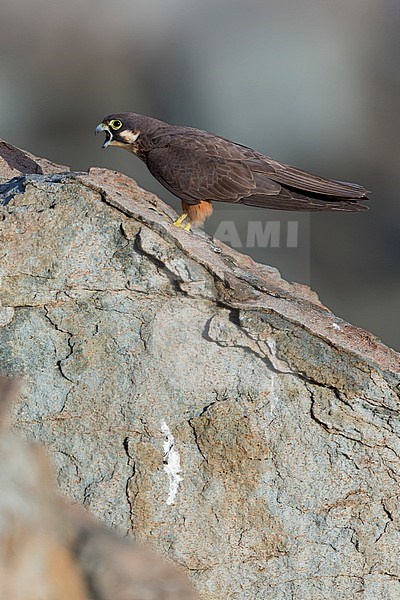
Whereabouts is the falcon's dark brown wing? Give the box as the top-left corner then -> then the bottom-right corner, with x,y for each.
146,145 -> 275,203
145,129 -> 369,212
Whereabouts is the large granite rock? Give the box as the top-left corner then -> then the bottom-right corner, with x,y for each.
0,141 -> 399,599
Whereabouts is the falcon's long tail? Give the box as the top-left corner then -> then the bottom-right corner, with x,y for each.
241,191 -> 369,212
240,166 -> 369,212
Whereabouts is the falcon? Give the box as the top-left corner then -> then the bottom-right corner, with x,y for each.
95,113 -> 369,231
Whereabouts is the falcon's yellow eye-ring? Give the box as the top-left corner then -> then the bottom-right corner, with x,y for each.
110,119 -> 123,130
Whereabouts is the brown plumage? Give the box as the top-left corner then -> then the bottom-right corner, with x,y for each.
95,113 -> 369,230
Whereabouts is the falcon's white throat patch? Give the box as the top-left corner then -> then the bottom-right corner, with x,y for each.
119,130 -> 140,144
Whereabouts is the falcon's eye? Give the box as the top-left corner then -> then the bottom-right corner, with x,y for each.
110,119 -> 123,130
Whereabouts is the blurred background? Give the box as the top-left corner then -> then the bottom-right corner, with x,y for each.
0,0 -> 398,349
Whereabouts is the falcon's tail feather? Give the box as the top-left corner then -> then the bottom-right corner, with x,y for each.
266,166 -> 370,198
241,191 -> 369,212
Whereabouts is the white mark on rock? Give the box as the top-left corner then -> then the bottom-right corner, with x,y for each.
266,339 -> 279,417
161,420 -> 183,505
331,322 -> 342,331
269,371 -> 277,417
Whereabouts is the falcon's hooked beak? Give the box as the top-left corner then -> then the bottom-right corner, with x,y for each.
95,123 -> 113,149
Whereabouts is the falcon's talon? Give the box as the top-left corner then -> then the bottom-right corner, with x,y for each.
172,213 -> 189,228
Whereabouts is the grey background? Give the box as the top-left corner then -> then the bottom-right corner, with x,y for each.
0,0 -> 398,349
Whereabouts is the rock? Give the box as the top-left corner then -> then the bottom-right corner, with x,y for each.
0,377 -> 197,600
0,139 -> 68,181
0,141 -> 399,599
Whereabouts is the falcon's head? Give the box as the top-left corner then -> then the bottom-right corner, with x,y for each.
95,112 -> 169,156
95,114 -> 141,150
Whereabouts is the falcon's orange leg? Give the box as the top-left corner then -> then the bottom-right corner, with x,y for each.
184,201 -> 214,225
173,201 -> 214,231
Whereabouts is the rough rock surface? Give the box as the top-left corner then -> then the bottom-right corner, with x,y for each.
0,140 -> 400,599
0,377 -> 197,600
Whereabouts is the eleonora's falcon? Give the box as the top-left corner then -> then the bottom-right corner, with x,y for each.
95,113 -> 369,231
